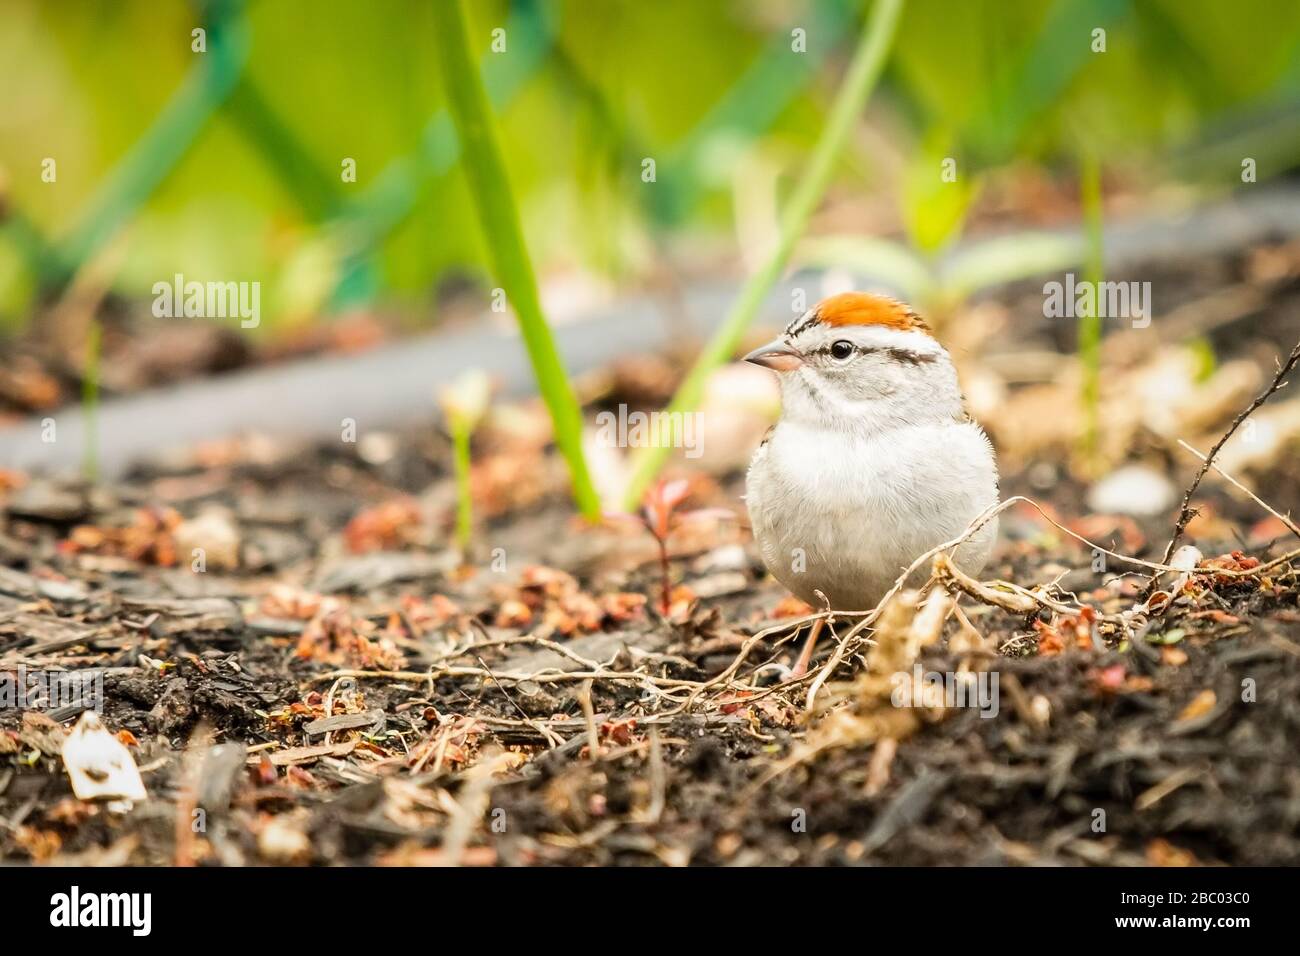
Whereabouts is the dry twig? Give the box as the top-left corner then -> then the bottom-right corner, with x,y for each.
1146,338 -> 1300,596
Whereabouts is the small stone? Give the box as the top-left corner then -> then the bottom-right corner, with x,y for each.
1170,545 -> 1203,572
357,432 -> 398,465
174,508 -> 241,571
1086,464 -> 1176,517
258,814 -> 312,864
691,544 -> 750,574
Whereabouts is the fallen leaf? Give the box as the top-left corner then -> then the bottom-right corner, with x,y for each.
1177,689 -> 1216,723
1146,838 -> 1199,867
600,718 -> 639,746
13,825 -> 62,861
63,507 -> 181,566
771,596 -> 813,619
20,711 -> 67,757
1160,646 -> 1188,666
1036,606 -> 1096,656
343,498 -> 422,553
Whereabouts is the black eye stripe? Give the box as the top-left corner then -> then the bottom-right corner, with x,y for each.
804,344 -> 865,358
802,344 -> 936,365
885,347 -> 937,365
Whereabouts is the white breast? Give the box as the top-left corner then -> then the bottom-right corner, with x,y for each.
746,419 -> 999,610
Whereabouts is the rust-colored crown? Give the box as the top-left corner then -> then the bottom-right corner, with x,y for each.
814,292 -> 930,334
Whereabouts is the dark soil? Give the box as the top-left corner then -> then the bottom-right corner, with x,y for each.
2,246 -> 1299,867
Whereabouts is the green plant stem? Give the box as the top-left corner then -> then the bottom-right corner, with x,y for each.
1079,153 -> 1104,469
225,78 -> 342,223
82,318 -> 101,482
650,0 -> 860,226
56,0 -> 249,282
451,422 -> 473,552
330,0 -> 556,311
622,0 -> 904,509
434,0 -> 601,521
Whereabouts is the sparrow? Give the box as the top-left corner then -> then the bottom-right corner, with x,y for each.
744,292 -> 999,676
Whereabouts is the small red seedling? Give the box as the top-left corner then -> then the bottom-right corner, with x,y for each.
643,478 -> 690,615
624,478 -> 732,616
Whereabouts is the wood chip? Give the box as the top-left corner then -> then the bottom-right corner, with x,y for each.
862,769 -> 950,854
198,742 -> 248,810
0,566 -> 89,602
313,551 -> 455,593
302,709 -> 385,736
252,740 -> 357,767
0,613 -> 104,654
119,596 -> 242,633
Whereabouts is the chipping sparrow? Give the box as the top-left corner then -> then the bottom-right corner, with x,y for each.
744,292 -> 999,676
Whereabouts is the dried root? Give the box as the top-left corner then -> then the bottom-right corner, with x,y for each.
748,585 -> 998,795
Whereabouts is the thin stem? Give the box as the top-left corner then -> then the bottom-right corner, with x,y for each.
657,533 -> 672,615
452,422 -> 473,552
1078,153 -> 1104,470
81,318 -> 101,483
57,1 -> 249,281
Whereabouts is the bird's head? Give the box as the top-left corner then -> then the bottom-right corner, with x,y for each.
744,292 -> 965,434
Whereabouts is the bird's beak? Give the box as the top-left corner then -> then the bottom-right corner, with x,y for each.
743,340 -> 803,372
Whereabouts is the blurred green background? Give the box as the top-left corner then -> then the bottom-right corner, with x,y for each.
3,0 -> 1300,333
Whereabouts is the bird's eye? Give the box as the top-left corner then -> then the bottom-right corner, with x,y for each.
830,340 -> 854,360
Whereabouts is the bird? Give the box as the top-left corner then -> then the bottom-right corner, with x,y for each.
744,292 -> 1000,677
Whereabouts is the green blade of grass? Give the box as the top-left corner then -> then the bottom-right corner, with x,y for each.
451,422 -> 473,551
330,0 -> 557,310
434,0 -> 601,521
1078,153 -> 1104,470
224,78 -> 343,223
622,0 -> 904,509
56,0 -> 249,282
649,0 -> 861,226
81,317 -> 101,483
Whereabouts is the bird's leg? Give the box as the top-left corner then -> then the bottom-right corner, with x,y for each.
789,617 -> 825,679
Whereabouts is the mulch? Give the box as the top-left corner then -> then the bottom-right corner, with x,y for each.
2,244 -> 1300,866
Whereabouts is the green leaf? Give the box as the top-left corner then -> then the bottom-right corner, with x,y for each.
438,370 -> 492,552
902,130 -> 976,255
434,0 -> 601,521
1147,628 -> 1186,645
